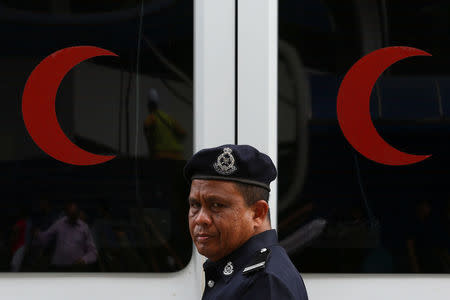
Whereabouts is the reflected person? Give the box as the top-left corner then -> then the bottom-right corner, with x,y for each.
34,202 -> 97,271
143,88 -> 186,160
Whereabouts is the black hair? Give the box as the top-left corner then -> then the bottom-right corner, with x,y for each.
64,201 -> 78,210
233,182 -> 271,222
148,100 -> 158,112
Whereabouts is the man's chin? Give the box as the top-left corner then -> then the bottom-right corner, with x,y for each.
195,244 -> 217,259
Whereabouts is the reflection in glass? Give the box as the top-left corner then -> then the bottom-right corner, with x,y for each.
0,0 -> 193,272
278,0 -> 450,273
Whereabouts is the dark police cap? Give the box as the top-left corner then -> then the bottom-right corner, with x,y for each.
184,144 -> 277,191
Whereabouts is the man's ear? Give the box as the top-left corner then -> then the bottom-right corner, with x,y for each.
252,200 -> 269,225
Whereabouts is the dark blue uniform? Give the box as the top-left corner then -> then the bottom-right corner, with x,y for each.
202,230 -> 308,300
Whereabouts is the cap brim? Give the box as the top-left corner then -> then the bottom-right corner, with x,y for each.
191,175 -> 271,191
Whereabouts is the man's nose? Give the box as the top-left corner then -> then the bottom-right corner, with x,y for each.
194,207 -> 212,226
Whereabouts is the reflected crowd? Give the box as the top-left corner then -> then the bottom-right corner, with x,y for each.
1,182 -> 191,273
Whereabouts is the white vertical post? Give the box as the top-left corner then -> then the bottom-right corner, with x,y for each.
195,0 -> 236,150
237,0 -> 278,227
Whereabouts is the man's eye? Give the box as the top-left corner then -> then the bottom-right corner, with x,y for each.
212,203 -> 224,208
190,202 -> 200,209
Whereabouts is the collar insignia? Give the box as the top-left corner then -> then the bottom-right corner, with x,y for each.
223,261 -> 234,276
213,147 -> 237,175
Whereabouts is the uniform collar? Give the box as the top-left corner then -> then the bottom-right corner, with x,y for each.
203,229 -> 278,283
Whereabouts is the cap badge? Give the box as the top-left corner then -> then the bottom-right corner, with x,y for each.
223,261 -> 234,276
213,147 -> 237,175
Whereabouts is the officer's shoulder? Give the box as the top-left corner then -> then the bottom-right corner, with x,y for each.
243,245 -> 305,286
243,245 -> 298,277
242,247 -> 272,275
241,246 -> 308,299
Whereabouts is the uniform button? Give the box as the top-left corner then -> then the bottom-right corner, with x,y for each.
208,280 -> 215,288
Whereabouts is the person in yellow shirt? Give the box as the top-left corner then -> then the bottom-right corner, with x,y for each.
143,88 -> 186,160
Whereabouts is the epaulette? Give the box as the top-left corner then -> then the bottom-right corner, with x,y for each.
242,248 -> 271,275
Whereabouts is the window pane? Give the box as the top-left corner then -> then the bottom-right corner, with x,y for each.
0,0 -> 193,272
278,0 -> 450,273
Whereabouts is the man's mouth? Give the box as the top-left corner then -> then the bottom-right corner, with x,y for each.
195,233 -> 214,242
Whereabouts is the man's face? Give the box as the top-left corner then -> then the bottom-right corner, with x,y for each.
188,179 -> 255,262
65,203 -> 79,223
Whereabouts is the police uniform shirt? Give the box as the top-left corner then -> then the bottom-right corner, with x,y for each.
202,229 -> 308,300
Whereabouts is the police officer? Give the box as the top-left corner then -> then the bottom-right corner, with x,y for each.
184,144 -> 309,299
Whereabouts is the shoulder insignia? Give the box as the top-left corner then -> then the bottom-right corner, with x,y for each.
243,248 -> 271,275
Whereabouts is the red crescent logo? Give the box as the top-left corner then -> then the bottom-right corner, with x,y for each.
337,46 -> 432,166
22,46 -> 118,166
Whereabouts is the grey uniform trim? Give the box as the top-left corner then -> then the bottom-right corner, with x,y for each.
243,261 -> 266,273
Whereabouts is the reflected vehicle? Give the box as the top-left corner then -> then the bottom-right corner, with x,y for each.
0,0 -> 448,280
278,0 -> 450,273
0,1 -> 446,300
0,0 -> 193,272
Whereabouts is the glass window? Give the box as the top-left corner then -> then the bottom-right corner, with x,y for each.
278,0 -> 450,273
0,0 -> 193,272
